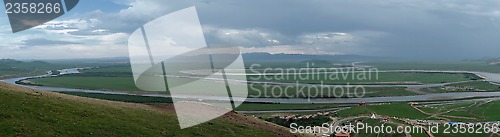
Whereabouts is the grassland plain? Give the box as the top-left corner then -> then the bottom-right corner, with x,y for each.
28,77 -> 419,98
26,64 -> 426,98
0,82 -> 298,137
248,85 -> 418,98
353,118 -> 491,137
335,102 -> 498,137
418,100 -> 500,122
431,127 -> 491,137
351,118 -> 408,137
248,72 -> 478,84
58,92 -> 353,111
236,103 -> 351,111
337,103 -> 429,119
337,100 -> 500,123
27,66 -> 472,98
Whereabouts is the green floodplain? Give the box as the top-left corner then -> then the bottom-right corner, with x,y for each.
2,59 -> 500,137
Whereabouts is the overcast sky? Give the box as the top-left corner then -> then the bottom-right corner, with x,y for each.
1,0 -> 500,60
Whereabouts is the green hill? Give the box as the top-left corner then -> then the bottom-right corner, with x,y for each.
0,59 -> 60,78
0,82 -> 295,137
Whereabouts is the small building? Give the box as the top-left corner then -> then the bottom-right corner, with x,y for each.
335,132 -> 350,137
359,102 -> 366,106
383,117 -> 390,122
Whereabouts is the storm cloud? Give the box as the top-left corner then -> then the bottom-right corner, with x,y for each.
1,0 -> 500,59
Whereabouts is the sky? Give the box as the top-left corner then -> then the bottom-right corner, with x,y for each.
1,0 -> 500,60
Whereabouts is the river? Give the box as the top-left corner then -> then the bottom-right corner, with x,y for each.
2,68 -> 500,104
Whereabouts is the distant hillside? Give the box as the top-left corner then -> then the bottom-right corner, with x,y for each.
37,53 -> 382,65
30,60 -> 52,65
0,59 -> 52,68
485,58 -> 500,65
0,82 -> 295,137
242,53 -> 382,63
0,59 -> 24,65
43,57 -> 131,64
299,59 -> 332,66
461,57 -> 500,65
0,59 -> 59,78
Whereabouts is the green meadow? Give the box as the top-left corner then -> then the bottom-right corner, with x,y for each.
0,85 -> 284,137
248,72 -> 478,85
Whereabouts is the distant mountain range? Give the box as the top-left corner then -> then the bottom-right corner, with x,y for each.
36,53 -> 384,64
41,57 -> 131,64
15,53 -> 500,66
242,53 -> 384,63
0,59 -> 57,78
0,59 -> 52,68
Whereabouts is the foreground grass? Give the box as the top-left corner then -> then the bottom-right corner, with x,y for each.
0,85 -> 282,137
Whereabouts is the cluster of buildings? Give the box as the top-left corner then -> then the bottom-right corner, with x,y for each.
441,86 -> 477,91
402,119 -> 441,126
279,111 -> 333,121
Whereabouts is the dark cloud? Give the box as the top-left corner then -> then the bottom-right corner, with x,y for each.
13,0 -> 500,59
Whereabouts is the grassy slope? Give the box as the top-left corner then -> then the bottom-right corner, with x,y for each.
0,83 -> 295,137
